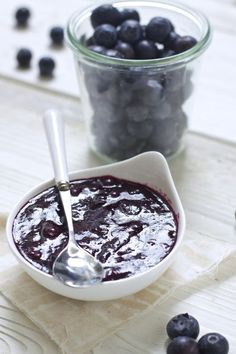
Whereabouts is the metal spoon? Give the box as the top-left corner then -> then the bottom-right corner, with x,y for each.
43,109 -> 104,287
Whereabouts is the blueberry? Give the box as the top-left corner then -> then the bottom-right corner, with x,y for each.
146,17 -> 172,43
164,31 -> 180,50
115,41 -> 135,59
151,101 -> 172,120
162,67 -> 186,93
167,336 -> 199,354
198,333 -> 229,354
162,49 -> 176,57
142,25 -> 147,38
50,26 -> 64,46
94,99 -> 119,121
120,68 -> 148,90
86,36 -> 96,46
119,20 -> 143,44
39,57 -> 55,77
84,66 -> 117,96
15,7 -> 30,27
126,103 -> 150,122
88,45 -> 106,54
28,249 -> 42,261
175,35 -> 197,53
41,220 -> 62,239
120,8 -> 140,23
166,313 -> 200,339
16,48 -> 32,68
118,86 -> 134,107
70,184 -> 81,196
127,120 -> 153,139
135,40 -> 159,59
91,5 -> 121,28
166,78 -> 193,108
94,24 -> 118,48
104,49 -> 124,58
108,130 -> 138,151
138,79 -> 163,106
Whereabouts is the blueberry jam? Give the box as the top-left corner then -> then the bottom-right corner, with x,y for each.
13,176 -> 178,282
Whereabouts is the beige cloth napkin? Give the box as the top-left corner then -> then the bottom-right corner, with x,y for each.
0,217 -> 235,354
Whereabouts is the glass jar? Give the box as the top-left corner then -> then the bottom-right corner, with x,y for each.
66,1 -> 211,162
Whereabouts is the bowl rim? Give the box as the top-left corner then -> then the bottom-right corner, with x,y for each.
6,152 -> 186,289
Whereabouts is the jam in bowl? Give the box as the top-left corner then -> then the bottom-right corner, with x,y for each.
7,152 -> 185,301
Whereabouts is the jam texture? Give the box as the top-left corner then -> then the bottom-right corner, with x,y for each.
13,176 -> 178,281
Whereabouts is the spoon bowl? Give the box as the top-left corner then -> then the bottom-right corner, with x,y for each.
53,233 -> 104,287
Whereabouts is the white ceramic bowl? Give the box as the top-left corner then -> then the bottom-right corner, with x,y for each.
6,152 -> 185,301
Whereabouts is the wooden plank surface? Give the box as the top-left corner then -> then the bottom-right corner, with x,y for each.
1,77 -> 236,353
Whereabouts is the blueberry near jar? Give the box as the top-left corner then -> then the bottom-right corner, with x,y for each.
66,1 -> 211,161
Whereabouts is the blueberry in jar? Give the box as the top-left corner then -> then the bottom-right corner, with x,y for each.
175,35 -> 197,53
120,68 -> 148,90
127,119 -> 154,139
126,102 -> 150,122
167,336 -> 199,354
15,7 -> 31,27
119,8 -> 140,23
149,116 -> 180,155
94,24 -> 118,48
38,57 -> 55,77
16,48 -> 32,68
162,49 -> 176,57
162,67 -> 186,93
115,41 -> 135,59
88,45 -> 106,54
50,26 -> 64,46
146,17 -> 173,43
137,79 -> 163,106
118,20 -> 143,44
91,4 -> 122,28
198,333 -> 229,354
141,25 -> 147,38
104,49 -> 124,58
135,40 -> 159,59
164,31 -> 181,51
166,313 -> 200,339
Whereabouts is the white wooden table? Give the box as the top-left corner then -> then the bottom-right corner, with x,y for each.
1,0 -> 236,353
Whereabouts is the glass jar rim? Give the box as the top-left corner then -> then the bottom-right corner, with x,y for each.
66,0 -> 212,68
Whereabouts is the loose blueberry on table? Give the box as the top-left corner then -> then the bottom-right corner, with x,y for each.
16,48 -> 32,68
13,176 -> 178,282
166,313 -> 200,339
50,26 -> 64,46
15,7 -> 31,27
165,313 -> 230,354
79,4 -> 197,160
38,57 -> 55,77
198,333 -> 229,354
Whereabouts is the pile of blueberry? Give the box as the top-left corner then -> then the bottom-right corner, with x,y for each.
166,313 -> 229,354
86,4 -> 197,59
15,7 -> 64,77
81,4 -> 196,160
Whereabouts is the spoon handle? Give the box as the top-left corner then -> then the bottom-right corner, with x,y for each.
43,109 -> 68,184
43,109 -> 74,235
